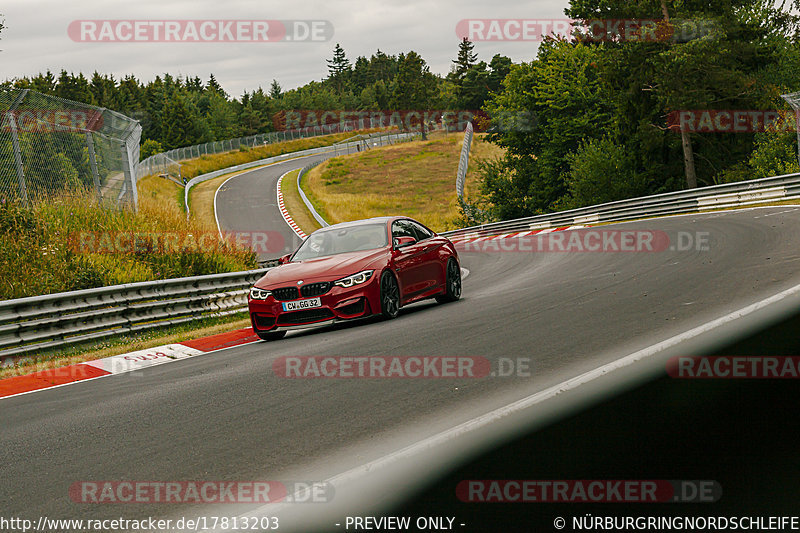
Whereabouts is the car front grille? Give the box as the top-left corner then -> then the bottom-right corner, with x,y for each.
272,287 -> 300,301
277,308 -> 334,325
300,282 -> 331,298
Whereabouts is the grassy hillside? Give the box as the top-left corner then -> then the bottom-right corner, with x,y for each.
301,132 -> 502,232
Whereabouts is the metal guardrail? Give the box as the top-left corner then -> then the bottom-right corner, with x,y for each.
456,122 -> 473,200
441,172 -> 800,239
0,268 -> 269,365
297,159 -> 330,227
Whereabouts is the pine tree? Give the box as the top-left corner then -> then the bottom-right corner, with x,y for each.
327,43 -> 351,78
269,79 -> 282,99
452,38 -> 478,81
206,74 -> 225,97
55,71 -> 95,104
30,71 -> 56,94
162,94 -> 193,149
326,43 -> 351,92
392,51 -> 435,138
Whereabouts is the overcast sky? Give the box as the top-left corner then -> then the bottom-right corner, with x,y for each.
0,0 -> 569,97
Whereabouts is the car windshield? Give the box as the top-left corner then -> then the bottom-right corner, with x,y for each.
292,223 -> 388,260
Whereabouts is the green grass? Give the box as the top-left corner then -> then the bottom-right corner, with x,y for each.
303,132 -> 504,232
176,128 -> 386,182
0,190 -> 257,301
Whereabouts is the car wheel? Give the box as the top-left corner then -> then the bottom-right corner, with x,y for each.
256,330 -> 287,341
380,271 -> 400,319
436,258 -> 461,303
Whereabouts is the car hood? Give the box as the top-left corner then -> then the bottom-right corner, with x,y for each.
255,248 -> 387,287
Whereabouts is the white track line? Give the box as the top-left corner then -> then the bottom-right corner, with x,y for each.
246,278 -> 800,516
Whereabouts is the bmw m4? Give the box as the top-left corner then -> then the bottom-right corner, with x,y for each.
247,216 -> 461,340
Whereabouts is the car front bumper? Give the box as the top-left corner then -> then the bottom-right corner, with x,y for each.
247,275 -> 381,333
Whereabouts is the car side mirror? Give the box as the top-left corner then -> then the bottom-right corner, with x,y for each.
393,236 -> 416,249
278,254 -> 291,264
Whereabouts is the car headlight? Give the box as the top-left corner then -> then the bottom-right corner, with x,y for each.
249,287 -> 272,300
333,270 -> 374,288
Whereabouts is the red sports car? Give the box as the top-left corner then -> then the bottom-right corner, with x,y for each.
247,216 -> 461,340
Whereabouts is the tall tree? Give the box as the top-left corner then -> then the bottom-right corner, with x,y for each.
30,70 -> 56,94
269,79 -> 282,100
161,94 -> 191,149
326,43 -> 351,92
452,38 -> 478,81
487,54 -> 512,94
459,62 -> 490,109
482,39 -> 613,216
206,74 -> 225,97
89,72 -> 119,108
55,71 -> 95,104
392,51 -> 436,138
351,56 -> 370,91
368,50 -> 397,83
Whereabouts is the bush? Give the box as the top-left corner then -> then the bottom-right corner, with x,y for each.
564,137 -> 648,209
140,139 -> 164,160
748,128 -> 799,179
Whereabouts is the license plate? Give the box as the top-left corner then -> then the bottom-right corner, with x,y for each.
282,297 -> 322,311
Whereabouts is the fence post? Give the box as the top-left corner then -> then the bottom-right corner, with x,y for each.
7,89 -> 30,206
119,122 -> 141,209
85,132 -> 103,204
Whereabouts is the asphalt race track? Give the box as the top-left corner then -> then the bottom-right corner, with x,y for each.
2,154 -> 800,529
213,154 -> 332,259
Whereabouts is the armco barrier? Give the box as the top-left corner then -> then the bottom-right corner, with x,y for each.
297,159 -> 330,228
442,172 -> 800,239
0,268 -> 269,365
